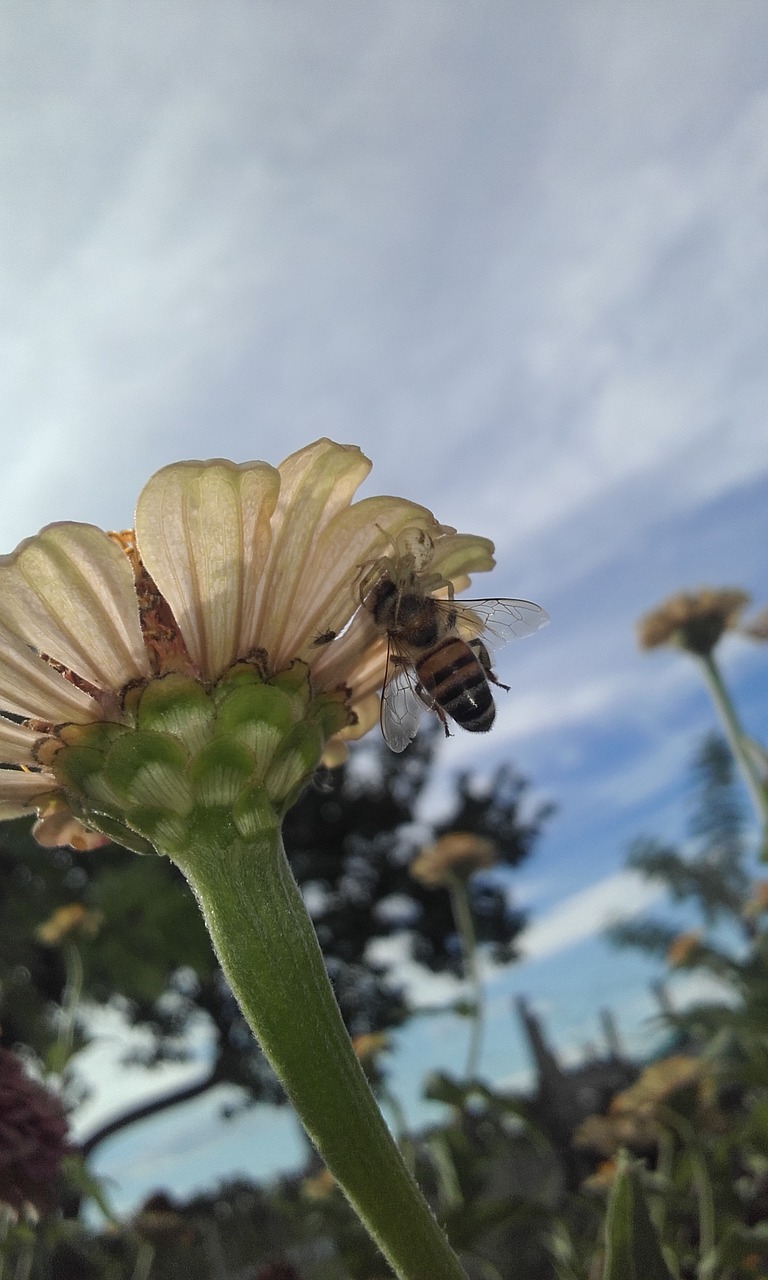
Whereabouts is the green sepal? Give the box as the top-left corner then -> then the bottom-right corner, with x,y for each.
313,689 -> 354,739
603,1154 -> 675,1280
52,744 -> 113,795
72,809 -> 159,856
102,731 -> 192,812
232,784 -> 280,840
188,739 -> 257,809
127,808 -> 190,856
57,721 -> 130,751
214,681 -> 297,772
214,654 -> 269,692
266,721 -> 325,810
212,661 -> 269,707
136,673 -> 216,752
269,659 -> 313,712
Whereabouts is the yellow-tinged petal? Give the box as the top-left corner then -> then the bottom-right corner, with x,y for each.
274,495 -> 439,668
0,618 -> 103,722
135,460 -> 280,680
252,441 -> 373,660
0,524 -> 150,691
0,768 -> 59,817
428,532 -> 496,582
311,621 -> 387,698
32,807 -> 111,850
0,717 -> 55,766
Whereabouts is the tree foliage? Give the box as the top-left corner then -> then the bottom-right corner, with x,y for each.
0,728 -> 550,1153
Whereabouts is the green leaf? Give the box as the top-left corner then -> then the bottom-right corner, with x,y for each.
603,1156 -> 675,1280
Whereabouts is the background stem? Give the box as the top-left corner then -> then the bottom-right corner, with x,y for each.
448,874 -> 484,1079
697,652 -> 768,830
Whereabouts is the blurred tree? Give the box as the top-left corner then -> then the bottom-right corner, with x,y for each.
0,728 -> 550,1161
608,732 -> 751,964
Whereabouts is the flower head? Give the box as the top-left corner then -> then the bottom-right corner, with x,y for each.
35,903 -> 103,946
611,1054 -> 705,1116
574,1055 -> 710,1159
740,603 -> 768,642
0,1047 -> 70,1215
0,440 -> 495,852
666,929 -> 702,968
352,1032 -> 390,1064
410,832 -> 497,887
743,879 -> 768,920
637,588 -> 750,657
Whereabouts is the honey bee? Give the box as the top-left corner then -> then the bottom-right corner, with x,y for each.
359,527 -> 549,752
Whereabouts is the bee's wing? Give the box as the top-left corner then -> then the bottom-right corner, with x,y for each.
449,598 -> 550,653
380,648 -> 425,753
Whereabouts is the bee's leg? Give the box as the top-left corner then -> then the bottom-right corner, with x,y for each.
415,681 -> 451,737
437,707 -> 451,737
470,639 -> 510,691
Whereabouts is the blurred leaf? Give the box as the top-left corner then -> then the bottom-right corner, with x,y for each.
602,1157 -> 675,1280
62,1154 -> 120,1224
445,1194 -> 552,1250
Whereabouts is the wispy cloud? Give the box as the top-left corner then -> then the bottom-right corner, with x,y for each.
517,870 -> 665,962
1,5 -> 766,1202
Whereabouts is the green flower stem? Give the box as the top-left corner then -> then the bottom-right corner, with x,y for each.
697,653 -> 768,830
447,873 -> 484,1080
171,821 -> 468,1280
59,941 -> 84,1062
657,1105 -> 715,1261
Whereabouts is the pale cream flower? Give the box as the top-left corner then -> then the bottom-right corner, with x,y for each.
410,832 -> 497,887
0,440 -> 495,848
666,929 -> 702,968
35,903 -> 104,945
637,588 -> 750,656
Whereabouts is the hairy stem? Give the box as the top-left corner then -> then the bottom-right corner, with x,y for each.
171,819 -> 468,1280
697,652 -> 768,831
448,874 -> 484,1079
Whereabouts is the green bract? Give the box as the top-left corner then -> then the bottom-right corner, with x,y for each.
49,663 -> 349,856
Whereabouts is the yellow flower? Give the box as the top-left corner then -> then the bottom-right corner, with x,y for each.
637,588 -> 750,656
575,1056 -> 710,1159
666,930 -> 702,967
0,440 -> 495,850
611,1054 -> 706,1117
302,1166 -> 337,1200
410,832 -> 497,887
35,903 -> 103,945
582,1158 -> 618,1192
741,604 -> 768,642
352,1032 -> 390,1064
744,879 -> 768,920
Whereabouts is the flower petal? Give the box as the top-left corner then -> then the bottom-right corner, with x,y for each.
274,495 -> 440,668
308,527 -> 493,694
135,460 -> 280,680
252,441 -> 373,661
0,524 -> 150,691
0,716 -> 55,766
428,532 -> 496,581
32,808 -> 111,850
0,618 -> 104,722
0,768 -> 59,817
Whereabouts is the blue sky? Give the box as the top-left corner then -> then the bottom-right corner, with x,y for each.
2,2 -> 767,1211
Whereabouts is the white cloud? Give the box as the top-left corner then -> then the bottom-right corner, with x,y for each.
668,969 -> 740,1011
69,1004 -> 215,1140
3,6 -> 763,1205
517,870 -> 665,962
